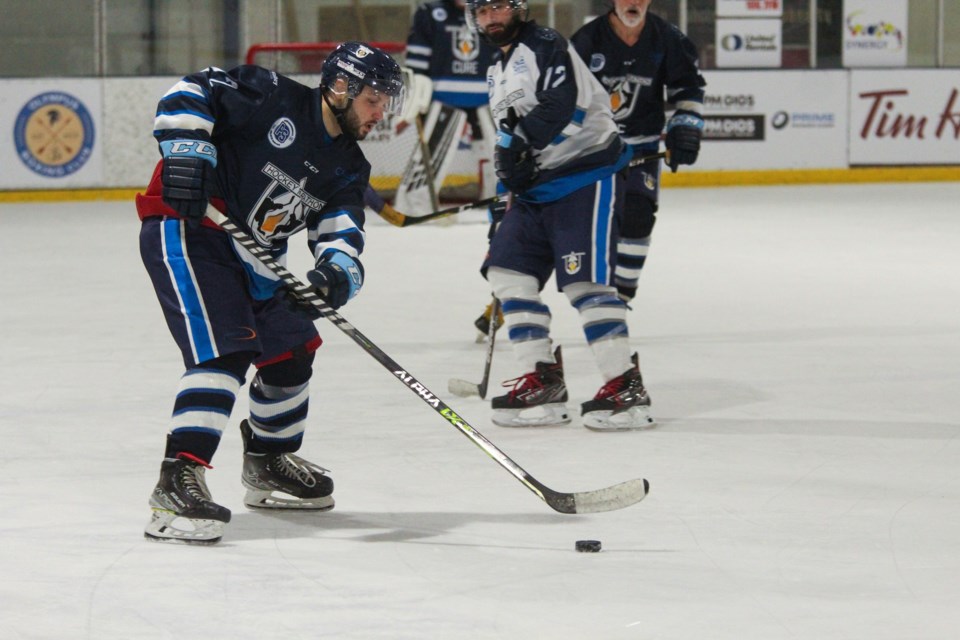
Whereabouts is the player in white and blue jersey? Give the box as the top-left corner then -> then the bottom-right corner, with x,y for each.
465,0 -> 655,431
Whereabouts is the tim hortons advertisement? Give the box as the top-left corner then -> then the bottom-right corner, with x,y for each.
697,70 -> 847,170
717,0 -> 782,18
849,70 -> 960,166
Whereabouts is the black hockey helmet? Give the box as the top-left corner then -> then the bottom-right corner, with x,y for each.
320,41 -> 405,115
464,0 -> 529,45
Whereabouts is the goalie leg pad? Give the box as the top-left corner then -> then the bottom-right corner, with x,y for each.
394,102 -> 466,213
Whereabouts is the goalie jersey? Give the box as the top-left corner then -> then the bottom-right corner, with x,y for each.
487,20 -> 631,203
405,0 -> 496,108
570,12 -> 705,150
135,65 -> 369,300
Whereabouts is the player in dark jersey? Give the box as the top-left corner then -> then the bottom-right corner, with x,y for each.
136,42 -> 404,545
395,0 -> 499,216
465,0 -> 654,431
571,0 -> 705,302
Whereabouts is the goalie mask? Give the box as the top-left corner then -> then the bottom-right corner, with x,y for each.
320,41 -> 406,118
464,0 -> 529,46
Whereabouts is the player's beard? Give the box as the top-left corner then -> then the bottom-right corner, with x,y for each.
342,105 -> 373,140
483,14 -> 523,46
616,4 -> 648,28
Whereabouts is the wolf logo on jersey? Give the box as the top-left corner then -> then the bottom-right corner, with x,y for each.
450,26 -> 481,63
250,164 -> 326,245
603,75 -> 652,124
252,188 -> 309,241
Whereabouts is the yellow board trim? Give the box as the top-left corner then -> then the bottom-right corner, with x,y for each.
1,166 -> 958,203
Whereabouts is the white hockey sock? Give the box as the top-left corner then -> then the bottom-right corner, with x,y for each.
488,267 -> 554,371
247,375 -> 310,445
168,368 -> 242,439
564,282 -> 632,380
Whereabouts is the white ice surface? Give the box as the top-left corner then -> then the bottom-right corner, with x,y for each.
1,182 -> 958,639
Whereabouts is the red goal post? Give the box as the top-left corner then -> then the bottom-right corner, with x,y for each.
245,41 -> 481,201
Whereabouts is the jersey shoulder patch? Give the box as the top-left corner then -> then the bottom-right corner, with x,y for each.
535,26 -> 558,41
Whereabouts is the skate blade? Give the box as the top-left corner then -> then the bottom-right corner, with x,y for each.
492,404 -> 571,428
583,407 -> 656,431
243,489 -> 335,511
144,509 -> 224,545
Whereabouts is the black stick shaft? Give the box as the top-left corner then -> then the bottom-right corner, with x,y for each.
203,205 -> 649,513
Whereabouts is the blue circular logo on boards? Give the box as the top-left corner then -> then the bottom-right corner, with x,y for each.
14,91 -> 96,177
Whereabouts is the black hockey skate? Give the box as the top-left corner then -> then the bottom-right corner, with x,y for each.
240,420 -> 334,510
581,354 -> 655,431
145,454 -> 231,545
491,346 -> 571,427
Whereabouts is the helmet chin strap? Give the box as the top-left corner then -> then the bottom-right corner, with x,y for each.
322,90 -> 355,139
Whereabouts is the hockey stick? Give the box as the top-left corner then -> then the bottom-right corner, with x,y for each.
365,186 -> 481,229
205,204 -> 648,514
448,296 -> 499,399
388,150 -> 669,227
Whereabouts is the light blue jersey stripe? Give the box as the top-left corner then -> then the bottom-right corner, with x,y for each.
162,219 -> 217,363
592,176 -> 614,284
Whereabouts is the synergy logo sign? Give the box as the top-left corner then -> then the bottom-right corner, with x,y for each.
842,0 -> 907,67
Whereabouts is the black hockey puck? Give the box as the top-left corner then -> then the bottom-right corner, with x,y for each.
575,540 -> 601,553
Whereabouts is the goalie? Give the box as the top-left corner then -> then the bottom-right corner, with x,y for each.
393,0 -> 498,215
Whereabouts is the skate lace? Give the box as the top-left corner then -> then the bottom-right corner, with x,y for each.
502,371 -> 547,398
596,370 -> 645,403
595,376 -> 626,401
179,464 -> 213,501
275,454 -> 329,488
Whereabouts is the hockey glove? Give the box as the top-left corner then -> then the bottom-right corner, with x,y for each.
494,123 -> 538,194
306,252 -> 365,310
665,113 -> 704,173
159,139 -> 218,227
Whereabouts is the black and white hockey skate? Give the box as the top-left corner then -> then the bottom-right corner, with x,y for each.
240,420 -> 334,510
581,354 -> 655,431
491,347 -> 571,427
145,454 -> 231,545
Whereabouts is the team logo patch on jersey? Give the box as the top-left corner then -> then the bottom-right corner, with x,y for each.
268,118 -> 296,149
643,171 -> 656,191
589,53 -> 606,72
606,76 -> 643,122
512,58 -> 528,75
249,163 -> 325,245
562,251 -> 586,275
450,26 -> 480,62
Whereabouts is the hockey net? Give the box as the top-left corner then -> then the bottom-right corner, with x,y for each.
246,41 -> 482,203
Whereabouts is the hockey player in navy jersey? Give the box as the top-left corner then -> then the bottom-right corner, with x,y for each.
394,0 -> 499,215
465,0 -> 654,431
136,42 -> 404,544
571,0 -> 705,303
